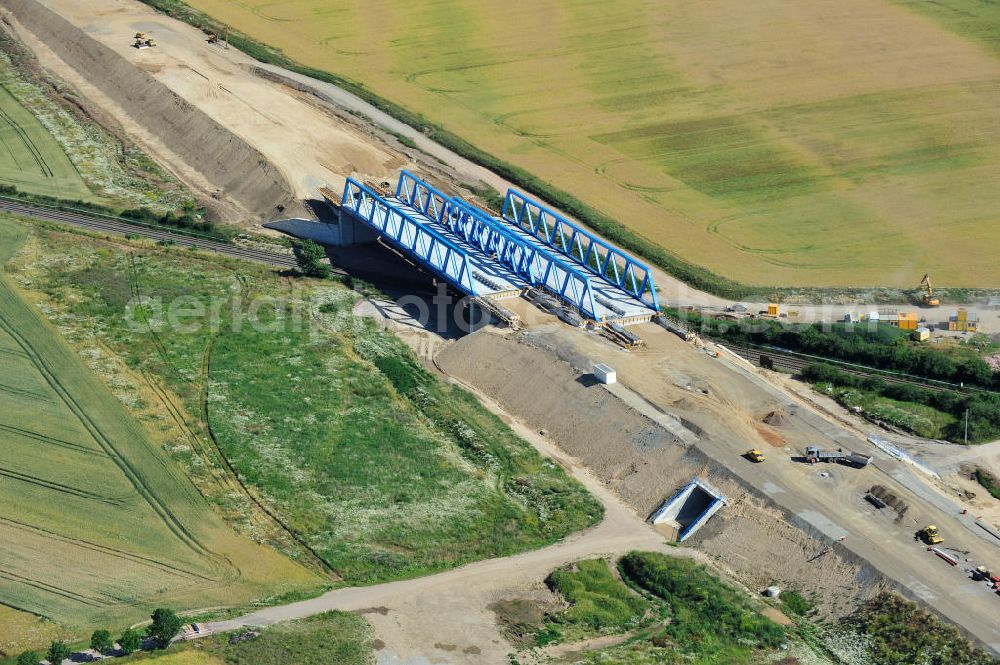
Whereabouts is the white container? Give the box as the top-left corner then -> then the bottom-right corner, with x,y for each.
594,363 -> 616,385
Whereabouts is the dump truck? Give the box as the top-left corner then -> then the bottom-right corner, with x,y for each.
805,446 -> 872,468
745,449 -> 766,463
918,525 -> 944,545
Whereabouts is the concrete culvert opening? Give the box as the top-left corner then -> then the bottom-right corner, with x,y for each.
650,477 -> 727,542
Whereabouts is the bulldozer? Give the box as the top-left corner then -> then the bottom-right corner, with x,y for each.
919,274 -> 940,307
918,524 -> 944,545
745,449 -> 766,463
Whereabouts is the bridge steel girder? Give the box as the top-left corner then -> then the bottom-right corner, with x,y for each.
341,178 -> 477,296
394,171 -> 599,319
447,198 -> 599,319
501,189 -> 659,310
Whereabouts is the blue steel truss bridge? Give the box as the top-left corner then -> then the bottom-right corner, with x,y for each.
330,171 -> 659,326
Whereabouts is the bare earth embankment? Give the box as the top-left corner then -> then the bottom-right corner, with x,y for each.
436,320 -> 1000,653
1,0 -> 407,222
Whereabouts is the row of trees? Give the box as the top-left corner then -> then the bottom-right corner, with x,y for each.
17,609 -> 181,664
681,310 -> 1000,390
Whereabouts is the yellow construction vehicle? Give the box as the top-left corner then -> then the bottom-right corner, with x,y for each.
745,449 -> 766,463
920,274 -> 940,307
133,33 -> 156,49
918,524 -> 944,545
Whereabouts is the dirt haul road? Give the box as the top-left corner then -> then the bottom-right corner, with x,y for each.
435,310 -> 1000,655
3,0 -> 405,221
197,422 -> 699,664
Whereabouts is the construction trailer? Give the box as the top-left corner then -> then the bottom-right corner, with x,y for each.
896,311 -> 919,330
948,308 -> 978,333
913,326 -> 931,342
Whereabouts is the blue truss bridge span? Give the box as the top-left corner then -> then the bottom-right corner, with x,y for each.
337,171 -> 658,323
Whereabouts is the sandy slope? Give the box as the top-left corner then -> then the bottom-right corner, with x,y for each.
5,0 -> 405,220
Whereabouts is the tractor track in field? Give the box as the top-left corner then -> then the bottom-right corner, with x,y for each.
0,379 -> 53,402
0,282 -> 231,578
123,251 -> 337,577
0,99 -> 53,178
0,570 -> 107,608
197,336 -> 341,578
0,465 -> 127,505
0,422 -> 105,457
0,515 -> 213,582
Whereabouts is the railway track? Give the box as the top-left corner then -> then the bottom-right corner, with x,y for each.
721,342 -> 994,395
0,197 -> 299,269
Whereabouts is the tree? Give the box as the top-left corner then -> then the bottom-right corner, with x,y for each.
119,627 -> 142,655
46,641 -> 71,665
293,240 -> 331,279
90,629 -> 113,655
147,608 -> 183,649
16,651 -> 38,665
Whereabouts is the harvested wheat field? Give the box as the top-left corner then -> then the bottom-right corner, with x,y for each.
173,0 -> 1000,287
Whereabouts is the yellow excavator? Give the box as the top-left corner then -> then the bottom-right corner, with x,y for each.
745,449 -> 766,463
920,274 -> 940,307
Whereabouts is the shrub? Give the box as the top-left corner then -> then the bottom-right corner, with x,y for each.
16,651 -> 39,665
119,627 -> 141,655
780,590 -> 812,616
620,552 -> 784,656
148,608 -> 182,648
90,629 -> 113,654
544,559 -> 649,636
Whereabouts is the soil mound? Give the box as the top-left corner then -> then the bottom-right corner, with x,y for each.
762,409 -> 789,426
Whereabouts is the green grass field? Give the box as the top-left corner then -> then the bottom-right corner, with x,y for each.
9,222 -> 600,587
0,218 -> 318,653
169,0 -> 1000,288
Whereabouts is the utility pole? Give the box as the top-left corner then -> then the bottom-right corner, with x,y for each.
965,408 -> 969,445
